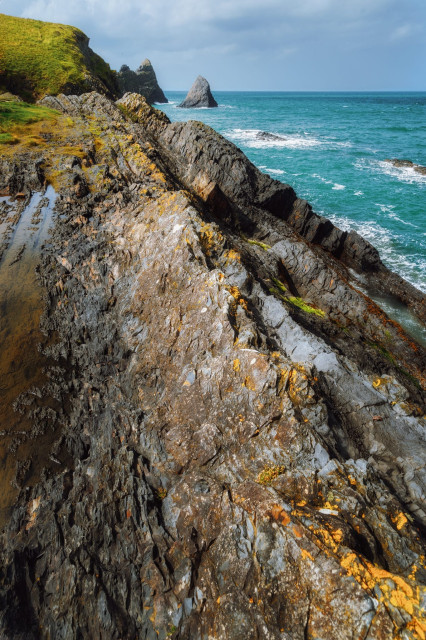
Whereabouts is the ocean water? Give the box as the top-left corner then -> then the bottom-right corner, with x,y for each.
157,92 -> 426,294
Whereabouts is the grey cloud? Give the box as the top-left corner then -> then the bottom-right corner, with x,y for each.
0,0 -> 424,89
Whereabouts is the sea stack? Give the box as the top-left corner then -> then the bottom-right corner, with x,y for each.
178,75 -> 218,108
117,59 -> 168,104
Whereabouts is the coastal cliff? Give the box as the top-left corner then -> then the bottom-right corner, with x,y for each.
0,92 -> 425,639
0,13 -> 119,101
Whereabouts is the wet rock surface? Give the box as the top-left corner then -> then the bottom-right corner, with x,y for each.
385,158 -> 426,176
0,92 -> 425,639
178,76 -> 218,108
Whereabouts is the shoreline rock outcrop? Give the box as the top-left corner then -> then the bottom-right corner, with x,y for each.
0,92 -> 425,639
178,75 -> 218,108
385,158 -> 426,176
117,59 -> 168,104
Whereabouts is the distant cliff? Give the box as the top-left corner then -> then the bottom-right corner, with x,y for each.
117,59 -> 168,104
0,13 -> 119,101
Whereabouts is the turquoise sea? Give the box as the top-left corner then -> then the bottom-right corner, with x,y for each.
158,92 -> 426,294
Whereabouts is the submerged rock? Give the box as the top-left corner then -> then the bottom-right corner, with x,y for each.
178,75 -> 218,108
0,92 -> 424,639
256,130 -> 285,141
385,158 -> 426,176
117,59 -> 168,104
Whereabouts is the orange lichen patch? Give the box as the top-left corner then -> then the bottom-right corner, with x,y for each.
242,376 -> 256,391
331,529 -> 344,543
324,499 -> 340,510
126,508 -> 132,519
224,248 -> 241,264
301,549 -> 314,562
291,525 -> 304,538
407,619 -> 426,640
309,524 -> 342,554
226,285 -> 248,311
233,359 -> 241,373
391,512 -> 408,531
199,222 -> 223,255
372,378 -> 383,388
25,496 -> 41,530
270,504 -> 291,526
340,553 -> 425,632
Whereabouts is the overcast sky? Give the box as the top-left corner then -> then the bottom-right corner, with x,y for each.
1,0 -> 425,91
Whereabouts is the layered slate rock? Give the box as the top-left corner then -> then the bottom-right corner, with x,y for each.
0,92 -> 425,639
117,59 -> 168,104
178,75 -> 218,108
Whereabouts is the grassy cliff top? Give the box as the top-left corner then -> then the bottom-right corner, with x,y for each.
0,13 -> 119,101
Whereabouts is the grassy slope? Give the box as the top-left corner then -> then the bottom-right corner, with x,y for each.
0,13 -> 118,101
0,101 -> 58,143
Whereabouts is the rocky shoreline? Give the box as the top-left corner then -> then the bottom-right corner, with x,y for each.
0,92 -> 425,639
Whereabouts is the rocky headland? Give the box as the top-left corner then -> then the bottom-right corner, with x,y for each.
117,59 -> 168,104
0,90 -> 425,639
0,13 -> 120,101
179,75 -> 218,108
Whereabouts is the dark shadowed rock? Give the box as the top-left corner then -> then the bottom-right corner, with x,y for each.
117,59 -> 168,104
0,92 -> 425,639
178,75 -> 218,108
256,131 -> 286,141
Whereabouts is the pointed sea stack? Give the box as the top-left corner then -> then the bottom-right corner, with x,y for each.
117,59 -> 168,104
178,75 -> 218,108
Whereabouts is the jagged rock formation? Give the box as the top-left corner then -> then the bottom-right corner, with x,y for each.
117,59 -> 168,104
179,75 -> 218,108
0,92 -> 425,639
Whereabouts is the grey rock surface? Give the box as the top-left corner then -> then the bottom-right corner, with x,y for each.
117,59 -> 168,103
0,92 -> 424,639
178,75 -> 218,108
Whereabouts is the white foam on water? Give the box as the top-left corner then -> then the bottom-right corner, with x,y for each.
227,128 -> 322,149
354,191 -> 364,196
312,174 -> 345,190
326,212 -> 426,292
266,168 -> 285,175
375,203 -> 396,214
312,173 -> 333,185
355,158 -> 426,185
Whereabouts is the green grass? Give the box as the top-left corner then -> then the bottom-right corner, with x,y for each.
271,277 -> 287,294
0,13 -> 118,101
0,100 -> 58,143
268,282 -> 326,318
242,234 -> 271,250
288,296 -> 326,317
